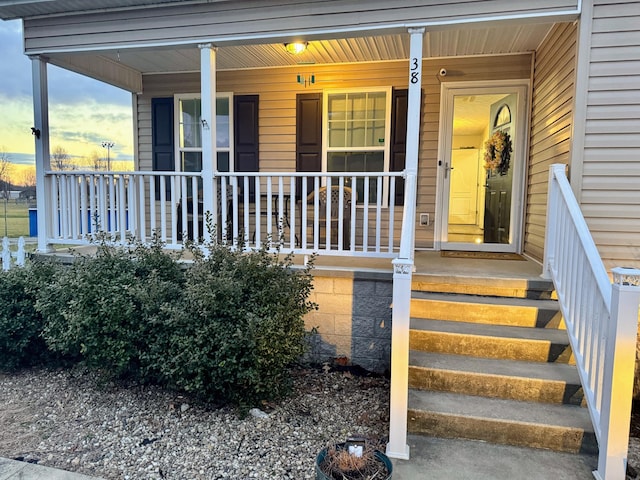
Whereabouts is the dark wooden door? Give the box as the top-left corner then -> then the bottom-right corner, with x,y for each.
484,94 -> 516,244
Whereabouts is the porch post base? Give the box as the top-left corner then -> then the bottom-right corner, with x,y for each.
386,443 -> 410,460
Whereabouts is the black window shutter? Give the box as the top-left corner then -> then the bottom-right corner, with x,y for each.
234,95 -> 259,172
295,93 -> 323,200
390,88 -> 408,206
151,97 -> 174,200
234,95 -> 259,200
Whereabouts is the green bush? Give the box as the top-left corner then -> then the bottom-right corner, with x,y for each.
158,240 -> 317,405
30,233 -> 316,407
0,260 -> 62,370
38,237 -> 184,381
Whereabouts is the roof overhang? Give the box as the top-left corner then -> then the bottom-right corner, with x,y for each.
0,0 -> 224,21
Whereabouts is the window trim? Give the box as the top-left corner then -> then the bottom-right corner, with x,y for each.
321,87 -> 393,207
173,92 -> 234,172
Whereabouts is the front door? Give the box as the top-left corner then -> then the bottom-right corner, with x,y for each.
437,82 -> 528,252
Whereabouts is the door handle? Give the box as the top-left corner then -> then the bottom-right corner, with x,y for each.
442,162 -> 454,179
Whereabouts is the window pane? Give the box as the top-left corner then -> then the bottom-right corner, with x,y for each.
328,95 -> 346,120
346,121 -> 366,147
349,93 -> 367,120
327,151 -> 384,202
328,121 -> 346,148
216,97 -> 230,148
180,99 -> 202,148
371,92 -> 386,119
181,151 -> 202,172
328,91 -> 387,148
217,151 -> 230,172
369,120 -> 386,146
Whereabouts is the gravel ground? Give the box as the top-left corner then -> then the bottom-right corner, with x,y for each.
4,366 -> 640,480
0,366 -> 389,479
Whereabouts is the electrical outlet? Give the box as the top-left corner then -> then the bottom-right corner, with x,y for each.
420,213 -> 430,226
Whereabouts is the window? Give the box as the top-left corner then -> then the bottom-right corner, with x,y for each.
175,93 -> 233,173
323,88 -> 391,203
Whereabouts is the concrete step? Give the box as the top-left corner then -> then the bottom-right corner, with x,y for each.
408,351 -> 584,405
409,319 -> 574,364
410,291 -> 564,329
407,389 -> 597,454
412,273 -> 557,299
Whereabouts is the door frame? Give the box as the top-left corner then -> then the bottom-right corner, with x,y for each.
434,80 -> 530,253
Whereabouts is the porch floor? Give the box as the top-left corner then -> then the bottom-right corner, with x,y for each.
310,250 -> 543,280
38,246 -> 544,280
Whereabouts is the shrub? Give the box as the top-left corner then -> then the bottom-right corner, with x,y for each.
0,260 -> 62,370
158,239 -> 317,405
38,236 -> 184,381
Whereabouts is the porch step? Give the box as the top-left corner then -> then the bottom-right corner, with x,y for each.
404,282 -> 593,454
408,351 -> 584,405
410,291 -> 564,329
409,319 -> 575,364
407,389 -> 597,454
412,273 -> 557,299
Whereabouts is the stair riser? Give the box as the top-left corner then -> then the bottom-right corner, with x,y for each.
408,366 -> 585,405
408,410 -> 597,454
410,298 -> 565,329
412,280 -> 557,300
410,330 -> 575,364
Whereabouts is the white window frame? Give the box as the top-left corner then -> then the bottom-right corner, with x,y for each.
322,87 -> 392,207
174,92 -> 234,172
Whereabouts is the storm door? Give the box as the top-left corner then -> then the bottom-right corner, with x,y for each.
437,82 -> 528,252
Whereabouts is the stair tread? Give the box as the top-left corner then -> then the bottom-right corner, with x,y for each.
411,291 -> 559,309
410,318 -> 570,344
409,351 -> 580,384
408,389 -> 593,432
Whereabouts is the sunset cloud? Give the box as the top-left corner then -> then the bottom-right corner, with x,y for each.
0,20 -> 134,170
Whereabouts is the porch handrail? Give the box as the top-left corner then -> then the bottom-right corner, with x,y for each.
543,164 -> 640,480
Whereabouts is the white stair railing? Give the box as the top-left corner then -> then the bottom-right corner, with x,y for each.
543,164 -> 640,480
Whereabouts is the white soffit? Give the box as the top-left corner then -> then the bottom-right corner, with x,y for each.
78,22 -> 553,75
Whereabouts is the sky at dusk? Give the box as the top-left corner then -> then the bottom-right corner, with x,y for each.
0,19 -> 134,179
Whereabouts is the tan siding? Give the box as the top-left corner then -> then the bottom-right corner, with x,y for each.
525,22 -> 577,261
23,0 -> 577,52
136,54 -> 531,249
581,3 -> 640,268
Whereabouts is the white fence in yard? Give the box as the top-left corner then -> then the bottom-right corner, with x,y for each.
43,170 -> 405,257
543,164 -> 640,480
1,237 -> 26,271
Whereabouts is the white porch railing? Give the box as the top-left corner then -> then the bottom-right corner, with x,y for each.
544,164 -> 640,480
43,170 -> 404,257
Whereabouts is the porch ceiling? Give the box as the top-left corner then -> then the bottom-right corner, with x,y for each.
49,21 -> 554,88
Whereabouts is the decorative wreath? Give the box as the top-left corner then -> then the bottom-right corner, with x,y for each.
484,130 -> 512,175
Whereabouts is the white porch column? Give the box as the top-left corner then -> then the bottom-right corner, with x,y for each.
31,56 -> 53,253
199,44 -> 217,244
387,27 -> 424,461
403,28 -> 424,258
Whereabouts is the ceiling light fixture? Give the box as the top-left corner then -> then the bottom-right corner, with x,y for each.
285,42 -> 307,55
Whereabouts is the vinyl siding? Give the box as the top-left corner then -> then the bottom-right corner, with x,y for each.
23,0 -> 578,52
525,22 -> 577,261
136,54 -> 532,249
580,0 -> 640,269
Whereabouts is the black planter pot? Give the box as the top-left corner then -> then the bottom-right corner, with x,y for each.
315,443 -> 393,480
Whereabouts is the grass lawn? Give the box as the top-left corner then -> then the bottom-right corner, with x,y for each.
0,201 -> 32,238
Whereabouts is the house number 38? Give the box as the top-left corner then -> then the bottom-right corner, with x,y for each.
410,58 -> 420,84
